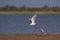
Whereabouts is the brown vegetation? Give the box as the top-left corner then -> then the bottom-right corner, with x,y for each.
0,11 -> 60,14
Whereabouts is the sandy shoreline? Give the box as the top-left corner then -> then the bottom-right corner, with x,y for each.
0,34 -> 60,40
0,11 -> 60,14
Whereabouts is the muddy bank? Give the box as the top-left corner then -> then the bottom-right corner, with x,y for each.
0,34 -> 60,40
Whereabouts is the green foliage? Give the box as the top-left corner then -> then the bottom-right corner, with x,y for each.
0,5 -> 60,11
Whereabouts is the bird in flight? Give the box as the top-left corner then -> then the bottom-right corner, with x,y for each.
29,14 -> 37,26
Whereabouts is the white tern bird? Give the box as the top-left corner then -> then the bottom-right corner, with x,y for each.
29,14 -> 37,26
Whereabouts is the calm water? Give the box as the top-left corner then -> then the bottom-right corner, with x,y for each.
0,14 -> 60,34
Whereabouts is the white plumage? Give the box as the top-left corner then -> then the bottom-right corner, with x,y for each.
29,14 -> 37,26
40,28 -> 45,32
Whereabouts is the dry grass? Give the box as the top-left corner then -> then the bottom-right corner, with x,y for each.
0,34 -> 60,40
0,11 -> 60,14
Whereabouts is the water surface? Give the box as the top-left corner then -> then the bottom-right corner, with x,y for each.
0,14 -> 60,34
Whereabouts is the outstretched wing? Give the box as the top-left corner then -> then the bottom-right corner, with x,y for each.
31,14 -> 37,21
29,14 -> 37,25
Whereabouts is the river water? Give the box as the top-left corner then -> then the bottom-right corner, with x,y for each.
0,14 -> 60,34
